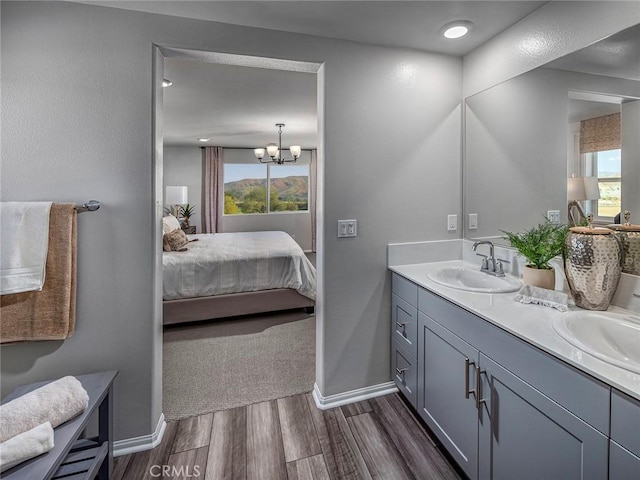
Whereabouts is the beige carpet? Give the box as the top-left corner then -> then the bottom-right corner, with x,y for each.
163,310 -> 315,421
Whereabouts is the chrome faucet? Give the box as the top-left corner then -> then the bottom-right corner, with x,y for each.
472,241 -> 505,277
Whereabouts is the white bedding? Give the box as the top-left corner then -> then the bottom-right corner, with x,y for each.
163,231 -> 316,301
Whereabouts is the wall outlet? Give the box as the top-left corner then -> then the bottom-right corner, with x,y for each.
468,213 -> 478,230
338,219 -> 357,238
547,210 -> 561,224
447,214 -> 457,231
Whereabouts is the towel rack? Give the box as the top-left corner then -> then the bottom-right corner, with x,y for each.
74,200 -> 100,213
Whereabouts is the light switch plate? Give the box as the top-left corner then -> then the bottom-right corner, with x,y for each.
447,214 -> 457,231
547,210 -> 561,224
469,213 -> 478,230
338,219 -> 357,238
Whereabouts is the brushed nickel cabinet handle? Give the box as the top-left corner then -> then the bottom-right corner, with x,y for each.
396,321 -> 407,335
396,367 -> 407,379
464,358 -> 476,399
475,365 -> 486,409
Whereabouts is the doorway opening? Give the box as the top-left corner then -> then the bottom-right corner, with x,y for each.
153,46 -> 324,421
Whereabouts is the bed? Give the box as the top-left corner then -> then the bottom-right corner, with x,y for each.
162,230 -> 316,325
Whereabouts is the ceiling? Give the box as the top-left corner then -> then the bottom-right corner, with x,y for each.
163,58 -> 318,148
81,1 -> 547,56
77,1 -> 637,149
79,1 -> 548,148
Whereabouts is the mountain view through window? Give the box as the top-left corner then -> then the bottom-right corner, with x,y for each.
224,164 -> 309,214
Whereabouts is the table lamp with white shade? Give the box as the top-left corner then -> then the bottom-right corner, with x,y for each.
567,176 -> 600,227
165,186 -> 188,218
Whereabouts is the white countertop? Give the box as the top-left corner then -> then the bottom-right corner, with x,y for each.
390,260 -> 640,401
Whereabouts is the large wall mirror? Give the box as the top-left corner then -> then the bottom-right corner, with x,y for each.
464,23 -> 640,269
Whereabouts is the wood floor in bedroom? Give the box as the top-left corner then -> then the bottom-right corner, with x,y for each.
112,392 -> 462,480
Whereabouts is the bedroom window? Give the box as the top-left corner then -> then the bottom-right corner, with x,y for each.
224,163 -> 309,215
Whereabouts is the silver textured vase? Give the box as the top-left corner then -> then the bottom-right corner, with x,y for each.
608,211 -> 640,276
564,226 -> 623,311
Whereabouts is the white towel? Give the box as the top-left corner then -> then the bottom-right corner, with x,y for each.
0,202 -> 53,294
0,422 -> 54,472
514,285 -> 569,312
0,376 -> 88,443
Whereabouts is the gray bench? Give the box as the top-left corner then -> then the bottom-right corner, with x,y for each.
1,371 -> 117,480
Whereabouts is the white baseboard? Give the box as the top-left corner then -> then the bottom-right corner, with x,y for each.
113,413 -> 166,457
312,381 -> 398,410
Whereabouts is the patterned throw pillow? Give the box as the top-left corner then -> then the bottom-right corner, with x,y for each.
162,214 -> 181,235
163,229 -> 189,252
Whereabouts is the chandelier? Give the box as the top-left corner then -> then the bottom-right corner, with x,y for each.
254,123 -> 301,165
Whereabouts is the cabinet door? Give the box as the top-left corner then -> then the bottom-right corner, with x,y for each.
418,312 -> 479,480
610,440 -> 640,480
478,354 -> 608,480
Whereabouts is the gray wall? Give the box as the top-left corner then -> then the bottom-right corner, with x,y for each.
163,146 -> 203,232
1,1 -> 462,441
622,100 -> 640,221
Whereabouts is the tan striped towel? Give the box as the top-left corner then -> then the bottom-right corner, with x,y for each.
1,204 -> 77,343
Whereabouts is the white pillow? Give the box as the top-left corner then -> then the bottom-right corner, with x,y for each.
162,215 -> 181,234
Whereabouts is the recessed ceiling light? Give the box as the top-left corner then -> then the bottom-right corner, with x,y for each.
198,138 -> 210,142
162,79 -> 173,87
441,21 -> 473,39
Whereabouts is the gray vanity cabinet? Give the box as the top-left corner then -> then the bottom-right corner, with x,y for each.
610,441 -> 640,479
478,354 -> 608,480
417,312 -> 479,480
609,389 -> 640,479
389,272 -> 620,479
391,275 -> 419,407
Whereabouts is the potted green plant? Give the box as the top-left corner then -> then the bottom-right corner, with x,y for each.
179,204 -> 196,228
501,219 -> 568,290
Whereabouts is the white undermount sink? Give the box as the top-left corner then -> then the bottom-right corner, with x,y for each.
427,265 -> 523,293
553,311 -> 640,374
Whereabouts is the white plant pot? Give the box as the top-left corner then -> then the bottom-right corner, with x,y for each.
523,265 -> 555,290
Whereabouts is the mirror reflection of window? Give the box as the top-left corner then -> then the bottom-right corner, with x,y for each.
585,149 -> 621,220
575,108 -> 622,223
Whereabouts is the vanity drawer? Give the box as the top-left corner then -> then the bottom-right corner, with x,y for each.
611,389 -> 640,457
392,273 -> 418,307
392,340 -> 417,407
391,294 -> 417,355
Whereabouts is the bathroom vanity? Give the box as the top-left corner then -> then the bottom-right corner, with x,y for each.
389,261 -> 640,480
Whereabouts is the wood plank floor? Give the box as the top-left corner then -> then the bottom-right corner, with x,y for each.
113,393 -> 462,480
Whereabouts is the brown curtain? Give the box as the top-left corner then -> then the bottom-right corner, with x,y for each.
310,149 -> 318,252
580,113 -> 621,153
202,146 -> 224,233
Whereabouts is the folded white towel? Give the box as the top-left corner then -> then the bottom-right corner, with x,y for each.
514,285 -> 569,312
0,201 -> 53,294
0,422 -> 54,472
0,376 -> 88,443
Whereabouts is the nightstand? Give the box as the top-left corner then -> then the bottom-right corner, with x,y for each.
182,226 -> 196,234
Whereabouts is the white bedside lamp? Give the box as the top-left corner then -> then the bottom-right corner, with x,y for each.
166,186 -> 188,218
567,177 -> 600,227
